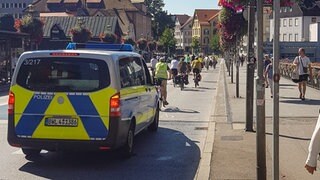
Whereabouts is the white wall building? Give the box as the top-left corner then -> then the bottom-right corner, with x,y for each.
270,3 -> 320,42
173,15 -> 191,51
0,0 -> 33,19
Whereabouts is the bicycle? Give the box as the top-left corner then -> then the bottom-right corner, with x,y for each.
194,72 -> 201,88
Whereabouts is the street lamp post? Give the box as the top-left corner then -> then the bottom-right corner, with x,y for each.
256,0 -> 266,179
245,4 -> 255,132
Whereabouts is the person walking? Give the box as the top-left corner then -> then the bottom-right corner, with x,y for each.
293,48 -> 313,100
263,54 -> 272,88
305,113 -> 320,175
264,58 -> 273,98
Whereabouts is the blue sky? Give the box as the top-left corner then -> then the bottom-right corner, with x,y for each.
163,0 -> 220,16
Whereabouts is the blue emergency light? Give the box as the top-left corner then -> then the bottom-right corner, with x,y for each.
66,43 -> 134,52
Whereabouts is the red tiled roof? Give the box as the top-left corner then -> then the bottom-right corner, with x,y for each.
175,14 -> 191,26
194,9 -> 220,24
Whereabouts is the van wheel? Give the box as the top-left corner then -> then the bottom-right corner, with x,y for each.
148,106 -> 159,132
22,148 -> 41,156
121,123 -> 135,158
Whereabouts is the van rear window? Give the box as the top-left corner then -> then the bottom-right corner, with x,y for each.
16,57 -> 110,92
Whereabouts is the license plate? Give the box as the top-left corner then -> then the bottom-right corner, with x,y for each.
45,117 -> 78,127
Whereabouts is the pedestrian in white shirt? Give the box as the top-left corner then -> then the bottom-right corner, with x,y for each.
170,57 -> 179,79
305,113 -> 320,174
293,48 -> 313,100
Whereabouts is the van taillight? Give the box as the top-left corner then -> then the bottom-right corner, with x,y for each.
110,93 -> 121,117
8,91 -> 15,114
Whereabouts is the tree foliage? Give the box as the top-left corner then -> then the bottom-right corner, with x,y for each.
159,28 -> 176,54
145,0 -> 174,40
191,37 -> 200,54
210,34 -> 221,54
0,14 -> 16,31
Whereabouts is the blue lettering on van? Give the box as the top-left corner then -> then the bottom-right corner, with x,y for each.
33,94 -> 54,100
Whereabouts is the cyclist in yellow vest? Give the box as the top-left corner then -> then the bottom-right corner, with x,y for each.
155,57 -> 171,107
191,57 -> 202,85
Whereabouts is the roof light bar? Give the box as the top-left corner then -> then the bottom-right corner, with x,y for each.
66,43 -> 134,52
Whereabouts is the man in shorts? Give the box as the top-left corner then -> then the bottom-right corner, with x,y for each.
293,48 -> 313,100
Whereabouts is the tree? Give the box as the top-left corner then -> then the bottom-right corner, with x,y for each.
0,14 -> 16,31
145,0 -> 174,40
210,34 -> 221,54
191,37 -> 200,54
159,28 -> 176,55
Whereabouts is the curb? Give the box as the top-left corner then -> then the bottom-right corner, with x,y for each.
195,60 -> 224,180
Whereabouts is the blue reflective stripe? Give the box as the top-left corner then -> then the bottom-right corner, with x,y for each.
15,95 -> 52,136
68,95 -> 108,138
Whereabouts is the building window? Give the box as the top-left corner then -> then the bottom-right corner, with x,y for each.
23,3 -> 26,8
289,34 -> 292,41
1,3 -> 4,8
312,17 -> 317,23
283,19 -> 287,27
10,3 -> 13,8
6,3 -> 9,8
289,19 -> 292,26
19,3 -> 22,8
15,3 -> 18,8
283,34 -> 287,41
295,18 -> 299,26
295,34 -> 299,41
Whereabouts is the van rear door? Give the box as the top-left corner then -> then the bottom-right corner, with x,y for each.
10,56 -> 116,141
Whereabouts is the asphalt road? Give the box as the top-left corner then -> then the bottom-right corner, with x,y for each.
0,66 -> 219,180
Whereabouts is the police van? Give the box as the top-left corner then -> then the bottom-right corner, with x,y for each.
7,43 -> 159,157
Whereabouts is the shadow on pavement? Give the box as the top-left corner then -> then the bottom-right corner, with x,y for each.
162,107 -> 200,114
181,88 -> 203,92
279,83 -> 297,87
18,128 -> 201,180
266,132 -> 311,141
280,99 -> 320,105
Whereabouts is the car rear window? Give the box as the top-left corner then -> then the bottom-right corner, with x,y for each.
16,57 -> 110,92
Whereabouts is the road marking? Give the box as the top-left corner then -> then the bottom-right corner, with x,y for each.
12,149 -> 49,155
157,156 -> 173,161
0,120 -> 8,124
0,103 -> 7,106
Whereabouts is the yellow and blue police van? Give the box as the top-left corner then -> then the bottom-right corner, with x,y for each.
7,43 -> 159,157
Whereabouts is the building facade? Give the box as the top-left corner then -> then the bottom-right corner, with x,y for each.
173,14 -> 191,51
192,9 -> 220,55
270,3 -> 320,42
30,0 -> 152,41
180,17 -> 193,53
0,0 -> 33,19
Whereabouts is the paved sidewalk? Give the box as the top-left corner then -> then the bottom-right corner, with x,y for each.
210,61 -> 320,179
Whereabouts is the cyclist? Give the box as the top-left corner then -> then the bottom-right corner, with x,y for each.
178,58 -> 189,84
155,57 -> 171,107
170,56 -> 179,83
191,57 -> 202,86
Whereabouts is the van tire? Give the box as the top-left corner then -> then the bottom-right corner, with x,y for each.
148,106 -> 159,132
22,148 -> 41,156
121,122 -> 135,158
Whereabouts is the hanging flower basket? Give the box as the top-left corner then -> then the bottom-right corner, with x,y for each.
148,41 -> 157,52
14,15 -> 44,44
137,38 -> 148,50
124,38 -> 136,46
70,27 -> 92,43
99,32 -> 119,44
